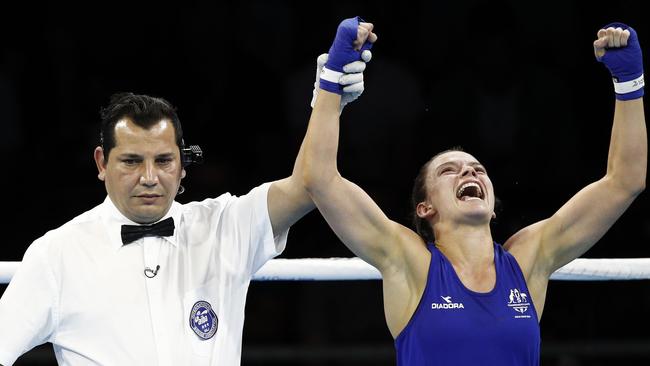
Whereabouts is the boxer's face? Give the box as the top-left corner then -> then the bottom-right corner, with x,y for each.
420,151 -> 495,226
94,118 -> 185,224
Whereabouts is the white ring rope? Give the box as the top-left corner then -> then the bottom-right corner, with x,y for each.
1,258 -> 650,284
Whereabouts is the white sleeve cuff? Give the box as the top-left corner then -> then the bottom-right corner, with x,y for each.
250,182 -> 289,274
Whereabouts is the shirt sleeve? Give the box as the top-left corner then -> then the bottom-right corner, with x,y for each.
220,182 -> 289,276
0,240 -> 58,365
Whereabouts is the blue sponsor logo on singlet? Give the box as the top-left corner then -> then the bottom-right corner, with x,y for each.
190,300 -> 218,340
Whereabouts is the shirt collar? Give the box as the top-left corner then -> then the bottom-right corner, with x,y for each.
101,196 -> 182,250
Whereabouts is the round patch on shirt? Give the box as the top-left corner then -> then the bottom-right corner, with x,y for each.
189,300 -> 218,340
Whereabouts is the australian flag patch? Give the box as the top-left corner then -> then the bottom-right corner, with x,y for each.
189,300 -> 218,340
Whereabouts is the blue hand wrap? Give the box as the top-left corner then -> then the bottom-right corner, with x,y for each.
597,22 -> 644,100
320,16 -> 374,95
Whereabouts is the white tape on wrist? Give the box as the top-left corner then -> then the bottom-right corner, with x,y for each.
320,67 -> 343,83
613,73 -> 644,94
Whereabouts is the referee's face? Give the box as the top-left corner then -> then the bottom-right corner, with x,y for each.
94,118 -> 186,224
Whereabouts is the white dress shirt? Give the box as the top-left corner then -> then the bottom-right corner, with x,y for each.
0,182 -> 287,365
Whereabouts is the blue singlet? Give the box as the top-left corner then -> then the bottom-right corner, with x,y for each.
394,242 -> 540,365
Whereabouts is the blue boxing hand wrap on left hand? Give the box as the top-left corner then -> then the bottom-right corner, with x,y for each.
320,16 -> 374,95
597,23 -> 644,100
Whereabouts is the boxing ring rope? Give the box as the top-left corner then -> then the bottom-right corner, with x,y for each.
1,257 -> 650,284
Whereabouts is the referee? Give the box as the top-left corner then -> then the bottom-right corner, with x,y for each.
0,83 -> 371,365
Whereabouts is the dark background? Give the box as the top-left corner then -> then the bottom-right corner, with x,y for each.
1,0 -> 649,365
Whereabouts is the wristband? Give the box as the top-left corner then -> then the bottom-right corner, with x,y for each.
598,22 -> 644,100
320,16 -> 373,94
613,73 -> 644,99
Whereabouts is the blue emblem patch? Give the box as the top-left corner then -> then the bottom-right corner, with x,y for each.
189,300 -> 218,340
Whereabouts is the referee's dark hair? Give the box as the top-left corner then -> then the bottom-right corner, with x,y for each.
99,92 -> 184,161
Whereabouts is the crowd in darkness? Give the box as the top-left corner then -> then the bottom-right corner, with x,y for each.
1,1 -> 649,365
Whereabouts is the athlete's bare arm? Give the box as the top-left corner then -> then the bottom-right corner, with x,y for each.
302,21 -> 429,338
506,25 -> 646,319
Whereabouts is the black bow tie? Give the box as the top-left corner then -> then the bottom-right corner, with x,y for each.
121,217 -> 175,245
